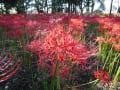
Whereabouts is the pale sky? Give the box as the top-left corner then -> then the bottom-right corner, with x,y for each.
94,0 -> 120,13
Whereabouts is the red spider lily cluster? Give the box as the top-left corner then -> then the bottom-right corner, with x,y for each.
1,13 -> 120,87
91,16 -> 120,51
25,24 -> 93,77
0,14 -> 88,39
94,70 -> 110,85
20,14 -> 99,79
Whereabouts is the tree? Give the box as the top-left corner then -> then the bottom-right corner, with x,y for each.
109,0 -> 113,15
91,0 -> 95,13
16,0 -> 26,13
35,0 -> 46,13
0,0 -> 17,14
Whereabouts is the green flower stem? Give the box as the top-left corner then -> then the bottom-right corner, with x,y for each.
67,79 -> 99,89
97,43 -> 102,70
113,66 -> 120,89
103,47 -> 113,69
30,59 -> 36,90
50,57 -> 59,90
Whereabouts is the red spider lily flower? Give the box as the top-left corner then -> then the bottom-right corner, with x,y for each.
5,27 -> 11,32
50,62 -> 70,78
14,29 -> 23,39
61,16 -> 70,24
107,37 -> 118,44
68,43 -> 89,66
70,19 -> 83,25
43,24 -> 91,68
69,19 -> 85,36
30,38 -> 43,51
43,32 -> 68,61
96,17 -> 113,31
105,29 -> 120,38
6,30 -> 23,39
24,38 -> 44,54
25,23 -> 94,78
113,43 -> 120,51
94,70 -> 110,84
6,31 -> 14,36
111,29 -> 120,37
25,20 -> 39,35
58,64 -> 70,78
96,37 -> 106,43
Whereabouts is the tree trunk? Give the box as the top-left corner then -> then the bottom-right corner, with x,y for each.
70,3 -> 72,13
1,4 -> 4,14
91,0 -> 95,13
4,5 -> 9,14
86,0 -> 90,13
79,0 -> 83,14
74,4 -> 76,14
68,0 -> 70,13
109,0 -> 113,16
45,0 -> 48,13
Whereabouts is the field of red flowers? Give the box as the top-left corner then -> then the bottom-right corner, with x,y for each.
0,13 -> 120,90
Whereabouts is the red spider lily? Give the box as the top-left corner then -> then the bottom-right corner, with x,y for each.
14,29 -> 24,39
6,31 -> 14,36
5,27 -> 11,32
86,15 -> 99,24
94,70 -> 110,84
50,61 -> 71,78
113,43 -> 120,51
58,64 -> 70,78
69,19 -> 85,36
96,37 -> 106,43
0,50 -> 23,82
24,38 -> 44,54
20,15 -> 102,78
60,15 -> 70,24
25,24 -> 92,78
43,25 -> 82,62
40,25 -> 92,76
94,17 -> 120,52
25,20 -> 39,35
110,29 -> 120,37
112,23 -> 120,31
6,29 -> 24,39
105,29 -> 120,38
107,37 -> 118,44
96,17 -> 113,31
